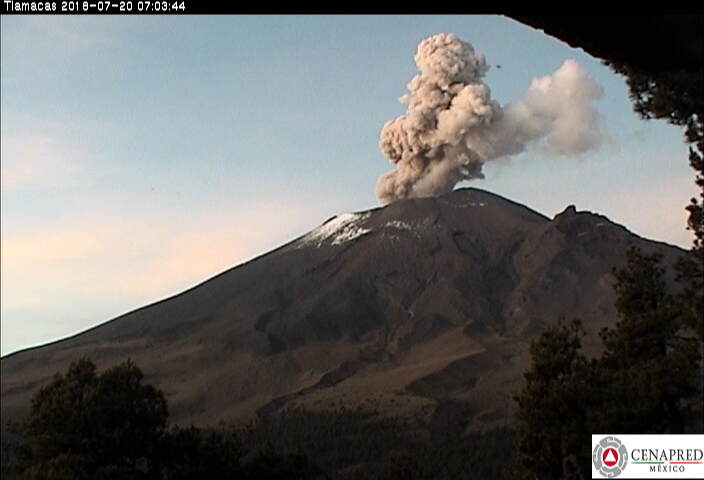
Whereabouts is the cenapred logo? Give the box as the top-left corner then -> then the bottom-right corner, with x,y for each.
591,434 -> 704,479
593,436 -> 628,478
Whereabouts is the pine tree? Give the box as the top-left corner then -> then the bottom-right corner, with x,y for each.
513,248 -> 700,479
513,319 -> 593,479
597,248 -> 699,435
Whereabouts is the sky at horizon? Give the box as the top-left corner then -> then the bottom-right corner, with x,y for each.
1,15 -> 698,356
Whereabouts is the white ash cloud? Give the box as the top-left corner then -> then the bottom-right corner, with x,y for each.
376,33 -> 605,204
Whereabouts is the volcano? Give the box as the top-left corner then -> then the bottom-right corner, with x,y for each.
0,188 -> 685,431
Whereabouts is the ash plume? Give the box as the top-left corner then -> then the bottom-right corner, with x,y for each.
377,33 -> 605,204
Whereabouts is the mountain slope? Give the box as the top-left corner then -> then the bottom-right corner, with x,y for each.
0,188 -> 685,431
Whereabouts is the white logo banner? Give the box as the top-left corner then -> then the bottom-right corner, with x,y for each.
592,435 -> 704,479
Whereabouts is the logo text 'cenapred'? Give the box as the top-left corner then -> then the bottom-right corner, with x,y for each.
591,435 -> 704,479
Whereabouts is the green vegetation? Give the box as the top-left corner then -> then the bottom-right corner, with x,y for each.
1,358 -> 326,480
3,25 -> 701,480
4,358 -> 167,479
510,26 -> 704,479
512,248 -> 701,479
2,358 -> 513,480
243,407 -> 513,480
608,42 -> 703,342
5,244 -> 698,480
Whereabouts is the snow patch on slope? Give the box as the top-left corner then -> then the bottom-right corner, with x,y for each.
385,220 -> 414,231
382,218 -> 437,240
300,212 -> 372,248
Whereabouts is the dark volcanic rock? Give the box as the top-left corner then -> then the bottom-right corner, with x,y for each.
0,188 -> 685,431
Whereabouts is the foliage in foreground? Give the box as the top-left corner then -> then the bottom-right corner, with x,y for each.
513,247 -> 701,479
1,356 -> 515,480
2,251 -> 699,480
243,407 -> 513,480
1,358 -> 326,480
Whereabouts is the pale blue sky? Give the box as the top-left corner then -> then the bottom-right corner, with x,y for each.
1,15 -> 697,355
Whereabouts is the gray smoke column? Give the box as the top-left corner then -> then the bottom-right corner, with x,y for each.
377,33 -> 605,204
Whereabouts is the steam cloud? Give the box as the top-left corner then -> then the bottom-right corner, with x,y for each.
377,33 -> 605,204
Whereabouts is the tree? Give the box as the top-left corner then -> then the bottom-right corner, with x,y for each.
604,25 -> 703,343
608,51 -> 704,343
512,319 -> 593,479
513,248 -> 700,479
243,448 -> 326,480
597,248 -> 699,435
513,30 -> 704,475
11,358 -> 168,479
158,425 -> 244,480
5,358 -> 328,480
